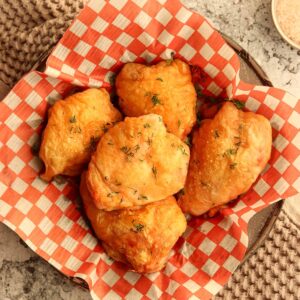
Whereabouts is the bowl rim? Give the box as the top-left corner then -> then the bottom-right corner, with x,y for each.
271,0 -> 300,50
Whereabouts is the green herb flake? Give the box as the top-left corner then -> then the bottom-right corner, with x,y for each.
178,119 -> 181,128
146,137 -> 153,146
102,123 -> 111,133
232,100 -> 245,110
230,162 -> 237,169
178,145 -> 188,156
223,148 -> 237,157
138,195 -> 148,200
69,115 -> 76,123
214,130 -> 220,138
70,126 -> 82,134
156,77 -> 163,82
226,99 -> 245,110
128,187 -> 138,194
152,166 -> 157,179
151,94 -> 161,106
120,146 -> 134,158
132,223 -> 144,233
107,191 -> 119,198
144,123 -> 151,128
120,145 -> 140,159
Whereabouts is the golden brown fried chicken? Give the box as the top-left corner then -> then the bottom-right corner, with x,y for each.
86,114 -> 190,210
39,88 -> 122,181
115,59 -> 197,140
80,172 -> 187,273
178,102 -> 272,216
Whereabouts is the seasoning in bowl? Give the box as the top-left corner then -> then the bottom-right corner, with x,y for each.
275,0 -> 300,47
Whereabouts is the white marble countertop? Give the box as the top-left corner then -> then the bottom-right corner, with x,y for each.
0,0 -> 299,299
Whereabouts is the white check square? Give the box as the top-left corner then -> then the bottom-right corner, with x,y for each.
38,216 -> 54,235
274,178 -> 289,195
8,156 -> 25,174
91,17 -> 109,33
134,11 -> 151,29
19,218 -> 35,236
74,40 -> 92,57
0,199 -> 11,217
116,32 -> 134,47
95,36 -> 113,52
155,7 -> 172,26
113,14 -> 130,30
78,59 -> 96,76
179,43 -> 196,60
175,7 -> 192,23
4,113 -> 22,131
69,20 -> 88,37
253,178 -> 270,197
102,269 -> 120,287
245,97 -> 261,112
15,197 -> 33,214
198,21 -> 214,40
40,238 -> 58,256
157,30 -> 174,47
24,72 -> 42,87
199,237 -> 217,255
25,90 -> 43,109
4,91 -> 21,110
65,256 -> 82,272
201,259 -> 219,277
11,177 -> 28,194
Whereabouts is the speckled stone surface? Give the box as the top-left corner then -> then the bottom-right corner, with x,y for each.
0,1 -> 299,300
183,0 -> 300,96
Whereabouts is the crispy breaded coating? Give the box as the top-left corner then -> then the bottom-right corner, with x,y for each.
179,102 -> 272,216
116,59 -> 197,140
39,88 -> 122,181
86,114 -> 190,210
80,172 -> 187,273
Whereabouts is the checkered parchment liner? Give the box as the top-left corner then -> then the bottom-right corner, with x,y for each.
0,0 -> 299,299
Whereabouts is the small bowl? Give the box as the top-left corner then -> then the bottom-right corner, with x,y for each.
271,0 -> 300,49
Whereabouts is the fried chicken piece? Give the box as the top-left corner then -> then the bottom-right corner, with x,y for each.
80,172 -> 187,273
39,88 -> 122,181
86,114 -> 190,210
115,59 -> 197,140
178,102 -> 272,216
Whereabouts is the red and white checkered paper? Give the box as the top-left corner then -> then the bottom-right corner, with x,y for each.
0,0 -> 299,299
